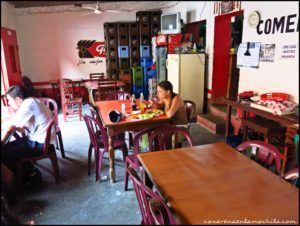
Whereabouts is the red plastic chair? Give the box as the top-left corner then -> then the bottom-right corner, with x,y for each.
149,198 -> 175,225
124,125 -> 194,191
89,72 -> 105,81
283,168 -> 299,183
39,97 -> 65,158
14,117 -> 59,187
83,113 -> 128,182
93,78 -> 117,101
236,140 -> 282,174
127,166 -> 177,225
60,78 -> 83,122
106,91 -> 131,101
183,100 -> 196,123
148,126 -> 194,151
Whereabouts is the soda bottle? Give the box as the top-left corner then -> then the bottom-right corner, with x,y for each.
131,94 -> 137,111
139,93 -> 145,113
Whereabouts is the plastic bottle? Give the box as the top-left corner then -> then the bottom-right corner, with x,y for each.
139,93 -> 145,113
131,94 -> 137,111
192,43 -> 197,53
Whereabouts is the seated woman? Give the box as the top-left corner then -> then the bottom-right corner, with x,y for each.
153,80 -> 188,127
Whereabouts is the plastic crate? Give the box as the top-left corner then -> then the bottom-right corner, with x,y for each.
140,35 -> 150,45
128,22 -> 139,36
118,46 -> 129,58
130,46 -> 140,58
129,35 -> 140,47
132,85 -> 144,98
104,23 -> 117,35
140,46 -> 150,57
139,22 -> 150,35
117,35 -> 129,45
131,66 -> 143,87
117,23 -> 128,35
140,57 -> 152,68
118,58 -> 130,70
130,57 -> 140,67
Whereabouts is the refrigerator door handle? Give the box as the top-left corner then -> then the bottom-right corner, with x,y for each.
166,59 -> 168,69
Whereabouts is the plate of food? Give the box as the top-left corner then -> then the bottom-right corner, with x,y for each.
127,109 -> 165,120
145,109 -> 164,116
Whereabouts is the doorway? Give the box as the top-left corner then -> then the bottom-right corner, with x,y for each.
211,10 -> 243,105
1,27 -> 22,90
185,20 -> 206,51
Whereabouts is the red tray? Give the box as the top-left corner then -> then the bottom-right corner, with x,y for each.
260,93 -> 289,101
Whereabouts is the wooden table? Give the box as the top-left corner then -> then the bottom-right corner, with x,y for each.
96,99 -> 171,183
84,80 -> 126,105
138,142 -> 299,224
225,99 -> 299,137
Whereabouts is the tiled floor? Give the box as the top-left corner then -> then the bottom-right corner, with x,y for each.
9,104 -> 225,224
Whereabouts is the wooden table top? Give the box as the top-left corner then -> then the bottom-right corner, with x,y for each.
96,99 -> 170,127
138,142 -> 299,224
225,98 -> 299,126
84,80 -> 126,90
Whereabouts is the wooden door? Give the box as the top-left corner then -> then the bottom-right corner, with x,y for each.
1,27 -> 22,90
211,11 -> 243,105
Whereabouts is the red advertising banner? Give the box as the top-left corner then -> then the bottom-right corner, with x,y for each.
87,41 -> 106,58
77,40 -> 106,58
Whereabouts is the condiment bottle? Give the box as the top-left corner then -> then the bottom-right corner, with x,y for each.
139,93 -> 145,113
131,94 -> 137,111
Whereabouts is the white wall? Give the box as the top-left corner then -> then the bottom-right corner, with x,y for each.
15,11 -> 137,82
239,1 -> 299,102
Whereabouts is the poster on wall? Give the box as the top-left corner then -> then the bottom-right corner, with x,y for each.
76,40 -> 106,66
279,44 -> 297,60
237,42 -> 261,68
260,44 -> 275,62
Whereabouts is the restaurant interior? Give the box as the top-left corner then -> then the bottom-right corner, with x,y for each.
1,1 -> 299,225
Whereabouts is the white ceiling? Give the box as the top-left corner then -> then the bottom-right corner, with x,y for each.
9,1 -> 180,15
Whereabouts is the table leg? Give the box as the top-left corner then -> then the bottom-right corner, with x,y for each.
225,104 -> 232,137
107,127 -> 116,183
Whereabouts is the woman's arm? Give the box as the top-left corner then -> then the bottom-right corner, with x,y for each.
165,95 -> 183,118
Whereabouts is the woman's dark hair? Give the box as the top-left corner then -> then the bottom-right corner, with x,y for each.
5,86 -> 29,100
157,80 -> 173,94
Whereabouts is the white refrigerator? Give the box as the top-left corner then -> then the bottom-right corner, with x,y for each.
167,54 -> 205,114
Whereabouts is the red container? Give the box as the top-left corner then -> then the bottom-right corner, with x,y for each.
260,93 -> 289,102
167,33 -> 192,54
156,35 -> 168,46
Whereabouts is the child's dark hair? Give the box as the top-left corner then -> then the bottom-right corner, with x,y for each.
157,80 -> 173,94
5,86 -> 28,100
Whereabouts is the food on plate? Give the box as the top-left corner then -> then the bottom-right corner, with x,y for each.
145,109 -> 164,116
127,109 -> 165,120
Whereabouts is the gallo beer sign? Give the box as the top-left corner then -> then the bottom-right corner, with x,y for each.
77,40 -> 106,58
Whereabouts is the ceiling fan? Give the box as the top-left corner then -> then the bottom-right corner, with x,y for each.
76,1 -> 123,14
